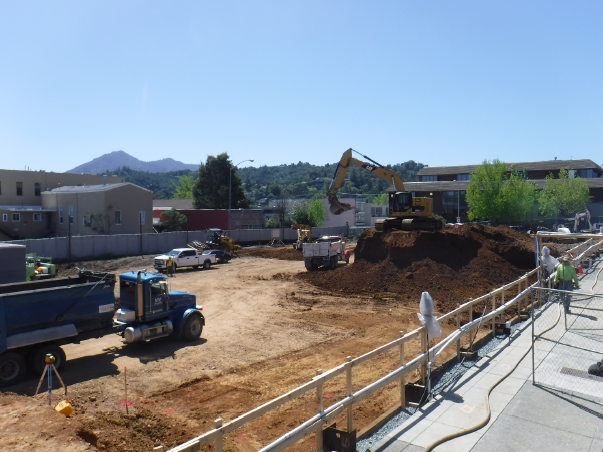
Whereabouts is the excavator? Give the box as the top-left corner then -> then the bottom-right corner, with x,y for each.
327,148 -> 443,231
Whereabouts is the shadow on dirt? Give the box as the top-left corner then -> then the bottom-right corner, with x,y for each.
6,336 -> 207,396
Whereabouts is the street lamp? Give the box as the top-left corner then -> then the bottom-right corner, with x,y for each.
229,159 -> 254,236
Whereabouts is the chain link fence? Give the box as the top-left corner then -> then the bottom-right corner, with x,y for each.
532,285 -> 603,401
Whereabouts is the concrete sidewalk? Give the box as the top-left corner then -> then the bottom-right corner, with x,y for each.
368,262 -> 603,452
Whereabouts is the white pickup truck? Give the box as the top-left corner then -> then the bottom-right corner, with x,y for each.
154,248 -> 217,272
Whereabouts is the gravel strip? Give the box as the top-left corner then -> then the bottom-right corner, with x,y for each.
357,321 -> 527,452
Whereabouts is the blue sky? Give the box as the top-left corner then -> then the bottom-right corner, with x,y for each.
1,1 -> 601,173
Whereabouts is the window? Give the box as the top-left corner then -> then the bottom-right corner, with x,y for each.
69,206 -> 74,224
2,214 -> 7,222
115,210 -> 121,225
59,206 -> 63,224
33,213 -> 42,222
12,213 -> 20,222
442,191 -> 467,216
577,169 -> 598,179
16,182 -> 22,196
139,211 -> 145,225
371,207 -> 384,217
34,183 -> 41,196
457,174 -> 470,181
422,175 -> 438,182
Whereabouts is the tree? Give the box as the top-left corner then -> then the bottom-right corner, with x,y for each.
370,193 -> 389,205
538,168 -> 591,224
192,153 -> 250,209
274,193 -> 289,227
290,200 -> 311,225
307,200 -> 327,227
172,175 -> 194,199
290,199 -> 327,227
466,159 -> 535,221
268,183 -> 282,197
265,217 -> 280,228
159,209 -> 188,231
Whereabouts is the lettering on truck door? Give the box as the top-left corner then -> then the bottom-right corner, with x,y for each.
149,281 -> 167,314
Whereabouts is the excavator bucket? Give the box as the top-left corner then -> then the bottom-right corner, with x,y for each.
328,197 -> 355,215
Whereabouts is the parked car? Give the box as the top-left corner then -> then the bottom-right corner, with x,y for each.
202,249 -> 231,264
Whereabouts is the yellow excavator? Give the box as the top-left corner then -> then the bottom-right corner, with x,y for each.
327,148 -> 443,231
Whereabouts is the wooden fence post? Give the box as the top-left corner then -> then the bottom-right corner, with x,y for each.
215,418 -> 223,452
346,356 -> 353,433
420,328 -> 427,382
491,293 -> 496,331
399,331 -> 405,408
316,369 -> 323,452
456,305 -> 461,362
517,279 -> 522,316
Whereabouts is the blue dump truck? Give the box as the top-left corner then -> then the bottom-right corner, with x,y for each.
0,269 -> 204,387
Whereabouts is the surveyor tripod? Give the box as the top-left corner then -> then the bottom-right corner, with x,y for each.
34,353 -> 67,406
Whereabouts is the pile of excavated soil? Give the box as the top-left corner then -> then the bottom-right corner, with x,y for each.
299,225 -> 551,314
238,246 -> 302,260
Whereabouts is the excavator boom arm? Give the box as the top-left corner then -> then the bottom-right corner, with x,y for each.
328,148 -> 405,215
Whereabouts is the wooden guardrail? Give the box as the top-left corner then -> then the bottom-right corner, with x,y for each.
167,267 -> 538,452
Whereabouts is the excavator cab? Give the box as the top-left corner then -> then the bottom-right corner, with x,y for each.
391,192 -> 412,214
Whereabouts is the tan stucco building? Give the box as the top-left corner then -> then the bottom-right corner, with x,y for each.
41,183 -> 153,237
0,169 -> 124,239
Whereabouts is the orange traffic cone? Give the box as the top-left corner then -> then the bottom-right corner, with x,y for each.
577,266 -> 584,275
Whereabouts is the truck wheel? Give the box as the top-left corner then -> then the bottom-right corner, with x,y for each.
173,263 -> 177,273
0,353 -> 26,387
330,256 -> 337,270
182,314 -> 203,341
304,260 -> 314,271
220,244 -> 231,253
31,344 -> 66,376
203,260 -> 211,270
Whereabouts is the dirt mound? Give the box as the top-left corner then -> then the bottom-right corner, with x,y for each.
299,225 -> 547,313
238,246 -> 302,260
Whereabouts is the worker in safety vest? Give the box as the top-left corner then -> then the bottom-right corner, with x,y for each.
554,257 -> 579,313
166,256 -> 175,277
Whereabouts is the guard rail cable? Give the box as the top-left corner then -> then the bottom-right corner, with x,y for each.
165,268 -> 538,452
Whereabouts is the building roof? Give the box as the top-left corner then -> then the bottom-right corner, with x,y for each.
417,159 -> 603,176
405,181 -> 469,192
42,182 -> 150,194
404,177 -> 603,192
0,205 -> 56,212
153,199 -> 194,210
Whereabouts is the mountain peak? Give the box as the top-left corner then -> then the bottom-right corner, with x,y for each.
67,151 -> 198,174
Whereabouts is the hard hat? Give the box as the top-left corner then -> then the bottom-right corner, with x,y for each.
563,257 -> 570,263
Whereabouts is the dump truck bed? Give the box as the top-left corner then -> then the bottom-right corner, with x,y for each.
0,271 -> 117,338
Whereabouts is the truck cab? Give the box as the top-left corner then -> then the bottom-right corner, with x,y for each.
115,271 -> 204,343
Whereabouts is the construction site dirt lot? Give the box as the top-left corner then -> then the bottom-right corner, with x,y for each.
1,225 -> 546,452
